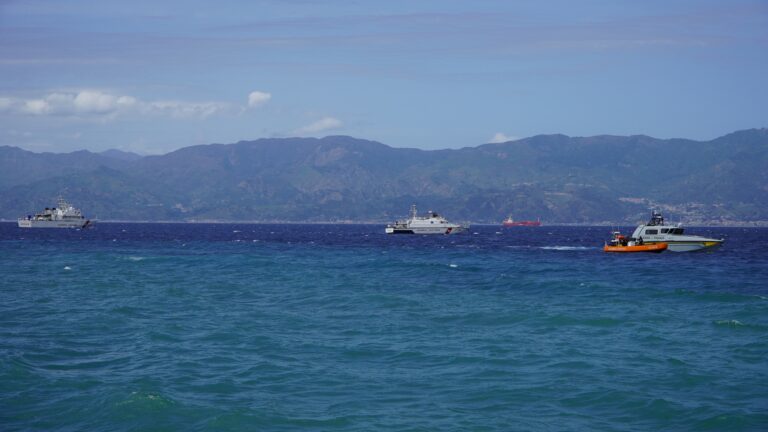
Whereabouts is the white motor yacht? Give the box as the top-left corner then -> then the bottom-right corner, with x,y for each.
629,211 -> 723,252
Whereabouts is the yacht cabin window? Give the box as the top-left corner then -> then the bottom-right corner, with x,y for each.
645,229 -> 658,235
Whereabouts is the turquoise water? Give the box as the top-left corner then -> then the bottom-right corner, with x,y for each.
1,223 -> 766,431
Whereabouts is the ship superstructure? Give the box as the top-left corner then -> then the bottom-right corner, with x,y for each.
18,198 -> 91,229
386,205 -> 467,235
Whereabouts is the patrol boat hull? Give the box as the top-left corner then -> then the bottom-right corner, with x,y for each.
18,219 -> 90,229
386,205 -> 467,235
385,225 -> 464,235
663,241 -> 722,252
604,243 -> 667,253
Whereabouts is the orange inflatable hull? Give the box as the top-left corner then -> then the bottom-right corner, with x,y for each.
603,243 -> 668,253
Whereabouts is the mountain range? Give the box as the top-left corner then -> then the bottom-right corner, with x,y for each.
1,129 -> 767,224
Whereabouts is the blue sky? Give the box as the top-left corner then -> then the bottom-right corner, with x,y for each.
1,0 -> 766,154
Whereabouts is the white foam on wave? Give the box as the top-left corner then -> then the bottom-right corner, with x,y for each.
714,319 -> 744,326
449,264 -> 458,268
117,391 -> 174,408
540,246 -> 594,251
127,256 -> 144,262
63,266 -> 72,270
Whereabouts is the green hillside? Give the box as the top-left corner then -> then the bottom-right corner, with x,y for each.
1,129 -> 766,224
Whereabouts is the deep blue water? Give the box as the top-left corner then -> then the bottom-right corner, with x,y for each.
1,222 -> 766,431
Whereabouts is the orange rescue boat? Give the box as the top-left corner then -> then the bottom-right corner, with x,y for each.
604,243 -> 668,253
604,231 -> 667,253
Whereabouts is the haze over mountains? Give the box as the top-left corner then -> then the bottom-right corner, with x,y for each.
1,129 -> 766,225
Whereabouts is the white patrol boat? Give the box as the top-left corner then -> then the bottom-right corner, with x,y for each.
628,210 -> 723,252
386,204 -> 468,234
18,197 -> 92,229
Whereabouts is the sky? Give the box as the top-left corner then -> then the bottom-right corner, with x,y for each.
1,0 -> 766,154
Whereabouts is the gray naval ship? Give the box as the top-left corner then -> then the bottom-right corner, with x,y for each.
18,197 -> 92,228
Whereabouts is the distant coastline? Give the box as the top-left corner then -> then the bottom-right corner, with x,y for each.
3,219 -> 767,227
2,129 -> 766,224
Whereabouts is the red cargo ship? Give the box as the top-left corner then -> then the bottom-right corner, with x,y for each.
502,216 -> 541,227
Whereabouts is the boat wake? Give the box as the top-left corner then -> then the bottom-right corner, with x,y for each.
539,246 -> 595,251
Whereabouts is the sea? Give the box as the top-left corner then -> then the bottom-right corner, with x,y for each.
1,222 -> 766,431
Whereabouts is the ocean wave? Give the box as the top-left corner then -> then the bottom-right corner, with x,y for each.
542,314 -> 625,327
713,319 -> 744,327
115,391 -> 176,410
539,246 -> 595,251
2,223 -> 766,432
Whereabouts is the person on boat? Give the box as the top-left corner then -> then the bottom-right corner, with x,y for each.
638,236 -> 644,245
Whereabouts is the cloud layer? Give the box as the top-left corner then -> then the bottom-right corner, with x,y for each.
247,91 -> 271,108
294,117 -> 343,135
489,132 -> 517,143
0,90 -> 273,119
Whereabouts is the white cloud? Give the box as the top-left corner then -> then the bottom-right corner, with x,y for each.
22,99 -> 51,115
0,97 -> 14,111
117,95 -> 138,108
294,116 -> 343,135
73,90 -> 118,114
247,91 -> 271,108
0,90 -> 232,119
489,132 -> 518,143
144,100 -> 228,118
18,91 -> 121,116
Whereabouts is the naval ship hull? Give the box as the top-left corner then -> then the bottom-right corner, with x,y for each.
18,219 -> 91,229
385,226 -> 464,235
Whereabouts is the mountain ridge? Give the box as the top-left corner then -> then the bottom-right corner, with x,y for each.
1,129 -> 766,224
